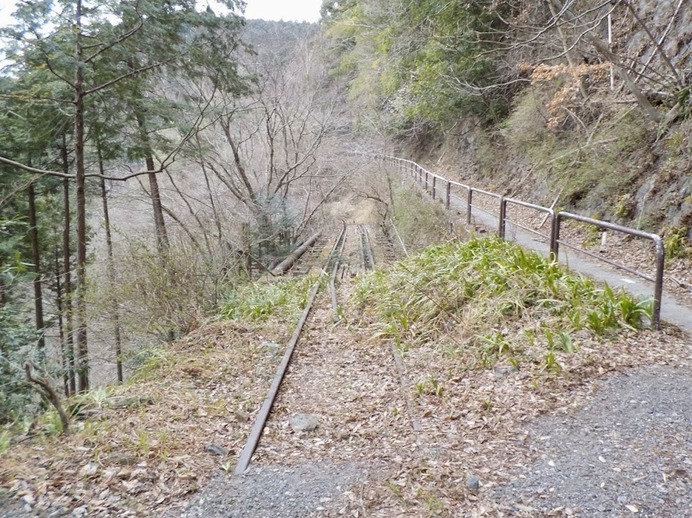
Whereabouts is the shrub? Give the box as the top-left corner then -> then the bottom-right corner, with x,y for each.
356,237 -> 651,363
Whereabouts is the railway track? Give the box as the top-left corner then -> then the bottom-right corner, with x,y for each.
232,224 -> 414,478
288,234 -> 331,277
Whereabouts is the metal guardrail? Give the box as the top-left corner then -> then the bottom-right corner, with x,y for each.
501,197 -> 555,247
554,212 -> 665,328
378,154 -> 666,328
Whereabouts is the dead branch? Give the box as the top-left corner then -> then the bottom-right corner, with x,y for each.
24,362 -> 70,434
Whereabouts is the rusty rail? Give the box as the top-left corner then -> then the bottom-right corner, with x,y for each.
234,226 -> 348,475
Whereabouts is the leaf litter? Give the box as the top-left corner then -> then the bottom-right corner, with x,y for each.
0,320 -> 288,516
1,233 -> 691,517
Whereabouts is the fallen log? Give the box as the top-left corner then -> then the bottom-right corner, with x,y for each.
271,232 -> 321,275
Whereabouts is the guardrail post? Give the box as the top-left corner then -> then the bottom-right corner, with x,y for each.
445,181 -> 451,210
548,210 -> 557,261
498,197 -> 506,239
653,237 -> 665,329
425,171 -> 429,192
467,187 -> 473,225
432,176 -> 437,200
553,212 -> 562,260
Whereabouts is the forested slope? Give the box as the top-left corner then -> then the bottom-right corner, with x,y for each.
317,0 -> 691,238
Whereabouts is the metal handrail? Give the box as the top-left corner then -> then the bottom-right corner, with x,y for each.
379,153 -> 665,328
555,212 -> 664,328
501,197 -> 555,252
468,187 -> 502,231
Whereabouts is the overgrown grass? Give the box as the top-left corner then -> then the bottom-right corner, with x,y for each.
356,237 -> 651,366
219,275 -> 316,324
391,184 -> 454,252
662,225 -> 690,259
499,93 -> 651,211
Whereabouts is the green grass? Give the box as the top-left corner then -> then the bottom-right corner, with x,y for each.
356,237 -> 651,365
391,184 -> 453,252
220,275 -> 316,324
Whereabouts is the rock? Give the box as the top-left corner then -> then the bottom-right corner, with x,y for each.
78,462 -> 99,478
495,365 -> 519,376
289,413 -> 319,433
466,474 -> 480,492
260,342 -> 281,359
205,444 -> 228,456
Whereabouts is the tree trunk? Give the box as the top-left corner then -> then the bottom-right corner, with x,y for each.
147,160 -> 169,254
165,169 -> 212,256
241,222 -> 251,276
98,147 -> 124,383
74,0 -> 89,392
54,249 -> 70,396
27,181 -> 46,359
132,104 -> 169,254
551,0 -> 661,123
60,142 -> 76,396
197,134 -> 224,245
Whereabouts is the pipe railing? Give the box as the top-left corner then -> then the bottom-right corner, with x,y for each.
500,197 -> 555,249
468,187 -> 502,231
554,212 -> 665,328
378,154 -> 665,328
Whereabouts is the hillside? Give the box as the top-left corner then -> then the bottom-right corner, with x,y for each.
318,0 -> 691,243
1,5 -> 691,517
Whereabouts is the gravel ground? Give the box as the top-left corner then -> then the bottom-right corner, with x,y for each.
494,364 -> 692,517
172,462 -> 370,517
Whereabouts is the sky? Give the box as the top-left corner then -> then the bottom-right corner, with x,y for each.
0,1 -> 323,26
243,0 -> 322,23
0,0 -> 322,65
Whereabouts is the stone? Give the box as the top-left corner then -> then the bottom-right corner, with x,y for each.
289,413 -> 319,433
205,444 -> 228,456
466,474 -> 480,492
260,341 -> 281,359
495,365 -> 519,376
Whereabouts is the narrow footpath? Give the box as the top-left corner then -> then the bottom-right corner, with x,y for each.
403,163 -> 692,333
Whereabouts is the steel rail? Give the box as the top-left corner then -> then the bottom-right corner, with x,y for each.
233,226 -> 348,475
359,224 -> 376,271
329,223 -> 349,317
